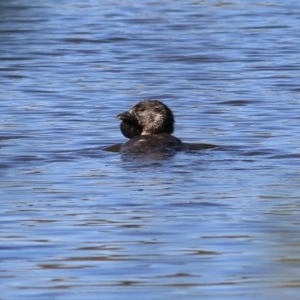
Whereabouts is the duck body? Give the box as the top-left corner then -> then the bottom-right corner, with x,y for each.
121,133 -> 183,154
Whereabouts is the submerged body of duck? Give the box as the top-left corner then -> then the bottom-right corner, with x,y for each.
103,100 -> 218,154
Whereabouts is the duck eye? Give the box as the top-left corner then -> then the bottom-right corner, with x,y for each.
137,105 -> 145,112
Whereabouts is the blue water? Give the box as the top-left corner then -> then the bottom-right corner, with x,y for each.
1,0 -> 300,299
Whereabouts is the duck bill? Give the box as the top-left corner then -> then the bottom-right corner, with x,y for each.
117,111 -> 134,122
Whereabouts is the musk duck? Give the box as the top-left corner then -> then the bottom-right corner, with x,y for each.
117,100 -> 183,154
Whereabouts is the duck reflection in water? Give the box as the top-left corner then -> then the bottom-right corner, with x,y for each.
105,99 -> 217,155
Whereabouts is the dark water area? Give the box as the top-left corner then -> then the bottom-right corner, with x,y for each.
1,0 -> 300,299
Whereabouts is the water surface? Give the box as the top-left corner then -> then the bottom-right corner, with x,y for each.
1,0 -> 300,299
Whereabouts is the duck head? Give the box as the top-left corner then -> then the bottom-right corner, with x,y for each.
117,100 -> 175,138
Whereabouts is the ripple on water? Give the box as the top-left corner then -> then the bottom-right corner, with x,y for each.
1,0 -> 300,299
